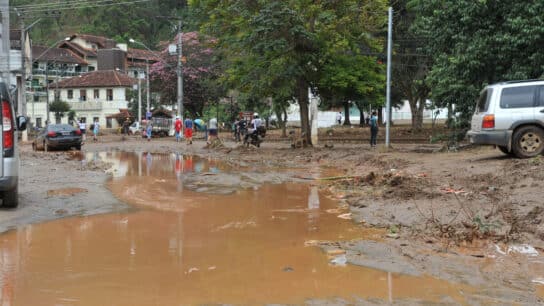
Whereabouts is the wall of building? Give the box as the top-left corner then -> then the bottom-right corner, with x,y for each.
28,87 -> 128,128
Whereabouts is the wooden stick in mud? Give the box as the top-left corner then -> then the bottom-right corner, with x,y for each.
317,175 -> 361,181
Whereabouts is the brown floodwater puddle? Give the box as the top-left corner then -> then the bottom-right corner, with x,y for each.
538,285 -> 544,299
0,152 -> 474,305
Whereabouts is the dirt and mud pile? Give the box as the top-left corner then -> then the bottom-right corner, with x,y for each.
315,149 -> 544,247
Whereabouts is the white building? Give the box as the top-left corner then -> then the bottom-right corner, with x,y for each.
48,70 -> 136,128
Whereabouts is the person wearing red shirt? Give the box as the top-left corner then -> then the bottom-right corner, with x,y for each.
184,117 -> 193,145
174,116 -> 182,142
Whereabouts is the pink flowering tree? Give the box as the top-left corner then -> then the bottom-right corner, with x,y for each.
149,31 -> 224,117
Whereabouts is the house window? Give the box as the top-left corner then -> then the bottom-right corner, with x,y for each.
107,89 -> 113,101
68,90 -> 73,99
80,90 -> 86,101
94,89 -> 99,99
33,95 -> 39,102
36,118 -> 42,128
54,90 -> 60,100
88,66 -> 95,72
106,117 -> 112,128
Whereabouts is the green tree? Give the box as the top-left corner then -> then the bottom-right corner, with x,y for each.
411,0 -> 544,124
67,110 -> 77,124
11,1 -> 188,46
49,100 -> 71,124
318,54 -> 385,126
191,0 -> 388,145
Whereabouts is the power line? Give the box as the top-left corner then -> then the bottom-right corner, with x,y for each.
15,0 -> 114,9
14,0 -> 151,13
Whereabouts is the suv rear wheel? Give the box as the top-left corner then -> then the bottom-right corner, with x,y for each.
498,146 -> 511,155
512,126 -> 544,158
2,186 -> 18,208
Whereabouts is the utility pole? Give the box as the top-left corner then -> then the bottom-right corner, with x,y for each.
146,60 -> 150,114
19,16 -> 28,141
176,19 -> 183,119
0,0 -> 10,87
385,7 -> 393,148
138,76 -> 142,123
45,62 -> 50,124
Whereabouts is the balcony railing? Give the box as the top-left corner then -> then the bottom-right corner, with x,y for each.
67,101 -> 103,111
32,69 -> 81,77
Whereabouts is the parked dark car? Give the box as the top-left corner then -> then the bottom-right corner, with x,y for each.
32,124 -> 82,151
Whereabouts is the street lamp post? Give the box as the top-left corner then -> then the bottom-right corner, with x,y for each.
31,37 -> 70,126
128,39 -> 154,118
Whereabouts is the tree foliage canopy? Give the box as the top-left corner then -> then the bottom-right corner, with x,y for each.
191,0 -> 388,143
411,0 -> 544,121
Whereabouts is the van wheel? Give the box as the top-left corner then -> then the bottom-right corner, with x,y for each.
2,186 -> 18,208
512,126 -> 544,158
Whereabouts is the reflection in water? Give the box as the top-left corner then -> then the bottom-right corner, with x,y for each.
0,152 -> 473,305
85,151 -> 225,179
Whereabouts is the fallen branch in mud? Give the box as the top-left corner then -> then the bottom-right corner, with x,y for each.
317,175 -> 362,181
411,192 -> 506,244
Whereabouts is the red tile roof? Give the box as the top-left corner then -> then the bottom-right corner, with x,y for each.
127,48 -> 161,62
51,70 -> 136,88
32,46 -> 88,65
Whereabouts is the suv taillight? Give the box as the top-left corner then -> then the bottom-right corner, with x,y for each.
2,101 -> 14,157
482,114 -> 495,129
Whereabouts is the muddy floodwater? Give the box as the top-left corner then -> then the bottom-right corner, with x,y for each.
0,152 -> 474,305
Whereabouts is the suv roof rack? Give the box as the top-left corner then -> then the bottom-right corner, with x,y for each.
498,79 -> 544,85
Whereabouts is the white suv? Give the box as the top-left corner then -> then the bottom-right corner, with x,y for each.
467,80 -> 544,158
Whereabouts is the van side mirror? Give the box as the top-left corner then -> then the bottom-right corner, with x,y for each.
17,116 -> 27,131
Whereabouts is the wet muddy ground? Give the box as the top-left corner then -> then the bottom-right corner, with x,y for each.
1,135 -> 543,305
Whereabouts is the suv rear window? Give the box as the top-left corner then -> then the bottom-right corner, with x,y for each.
500,86 -> 536,108
477,88 -> 493,112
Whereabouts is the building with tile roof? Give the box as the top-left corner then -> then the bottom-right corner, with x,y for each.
44,70 -> 137,129
28,33 -> 163,129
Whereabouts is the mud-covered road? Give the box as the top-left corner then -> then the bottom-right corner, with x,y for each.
1,135 -> 543,305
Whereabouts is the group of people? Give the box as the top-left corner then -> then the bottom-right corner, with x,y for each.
76,119 -> 100,142
233,113 -> 262,143
174,116 -> 219,145
77,111 -> 377,147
